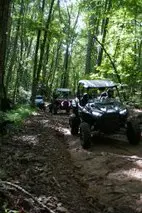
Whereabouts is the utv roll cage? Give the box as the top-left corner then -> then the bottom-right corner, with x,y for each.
76,79 -> 120,101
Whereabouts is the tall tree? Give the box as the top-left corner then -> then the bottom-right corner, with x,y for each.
96,0 -> 112,66
31,0 -> 55,105
0,0 -> 11,110
5,0 -> 24,96
59,2 -> 80,88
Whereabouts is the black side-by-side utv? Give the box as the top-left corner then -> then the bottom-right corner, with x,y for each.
69,79 -> 141,148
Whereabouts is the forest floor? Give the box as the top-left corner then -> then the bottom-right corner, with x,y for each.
0,108 -> 142,213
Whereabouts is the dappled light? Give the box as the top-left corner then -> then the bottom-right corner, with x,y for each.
58,127 -> 71,136
1,107 -> 142,213
32,112 -> 40,116
108,167 -> 142,182
0,109 -> 142,212
134,160 -> 142,169
1,0 -> 142,211
20,135 -> 39,145
106,156 -> 142,182
39,119 -> 49,125
123,168 -> 142,181
12,134 -> 39,145
0,112 -> 95,213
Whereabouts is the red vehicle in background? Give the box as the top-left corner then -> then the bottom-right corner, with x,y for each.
49,88 -> 72,114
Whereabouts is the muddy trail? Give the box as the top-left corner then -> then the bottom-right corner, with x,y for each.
0,112 -> 97,213
0,110 -> 142,213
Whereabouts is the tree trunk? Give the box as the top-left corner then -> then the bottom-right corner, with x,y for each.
85,13 -> 96,75
42,37 -> 51,85
36,0 -> 55,81
31,0 -> 45,106
13,0 -> 24,102
96,0 -> 112,66
49,42 -> 61,92
5,1 -> 23,93
0,0 -> 11,110
85,29 -> 94,74
31,30 -> 41,106
31,0 -> 55,106
61,44 -> 70,88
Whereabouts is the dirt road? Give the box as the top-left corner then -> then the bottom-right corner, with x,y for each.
47,111 -> 142,213
0,110 -> 142,213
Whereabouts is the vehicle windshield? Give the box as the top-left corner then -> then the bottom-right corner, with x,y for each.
87,98 -> 122,109
36,96 -> 43,99
82,86 -> 119,98
89,98 -> 119,104
56,91 -> 71,99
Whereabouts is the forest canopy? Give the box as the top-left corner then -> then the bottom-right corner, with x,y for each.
0,0 -> 142,107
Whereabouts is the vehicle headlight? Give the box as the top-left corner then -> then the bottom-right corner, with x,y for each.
72,100 -> 77,107
120,109 -> 127,115
115,106 -> 119,111
92,111 -> 102,117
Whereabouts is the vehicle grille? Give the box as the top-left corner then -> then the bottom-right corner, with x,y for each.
99,113 -> 120,133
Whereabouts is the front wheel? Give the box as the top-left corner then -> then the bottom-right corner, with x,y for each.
66,108 -> 70,114
126,120 -> 141,145
69,114 -> 80,135
80,122 -> 91,149
53,104 -> 58,114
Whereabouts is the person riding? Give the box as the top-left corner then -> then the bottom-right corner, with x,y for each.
99,88 -> 107,98
80,93 -> 89,106
99,88 -> 114,100
49,91 -> 59,113
107,88 -> 114,98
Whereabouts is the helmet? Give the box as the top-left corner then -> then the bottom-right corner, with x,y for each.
83,93 -> 89,100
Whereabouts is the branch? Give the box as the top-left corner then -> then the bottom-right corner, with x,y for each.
94,35 -> 121,85
0,180 -> 55,213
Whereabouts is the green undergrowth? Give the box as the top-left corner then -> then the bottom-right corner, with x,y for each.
0,105 -> 36,125
0,106 -> 36,211
6,105 -> 36,124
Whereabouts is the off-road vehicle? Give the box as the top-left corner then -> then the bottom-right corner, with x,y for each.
49,88 -> 72,114
69,79 -> 141,148
35,95 -> 46,111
